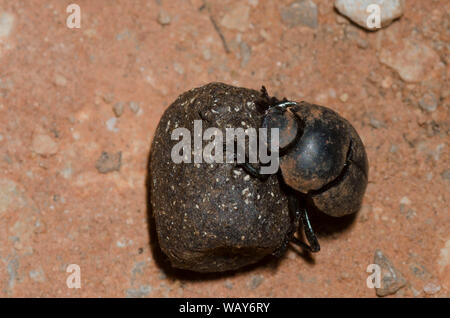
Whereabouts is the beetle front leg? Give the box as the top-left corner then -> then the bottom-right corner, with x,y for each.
298,208 -> 320,252
237,162 -> 272,181
222,141 -> 274,181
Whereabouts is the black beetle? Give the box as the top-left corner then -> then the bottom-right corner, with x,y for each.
235,87 -> 369,253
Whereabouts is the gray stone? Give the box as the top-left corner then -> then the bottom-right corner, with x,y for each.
102,93 -> 114,104
334,0 -> 404,31
221,3 -> 250,32
418,92 -> 438,112
157,9 -> 171,26
0,179 -> 27,215
0,12 -> 14,38
129,101 -> 140,114
379,38 -> 441,83
29,267 -> 46,283
369,116 -> 385,129
248,274 -> 264,290
106,117 -> 119,132
173,63 -> 184,75
224,280 -> 234,289
281,0 -> 318,29
31,134 -> 58,156
113,102 -> 124,117
95,151 -> 122,174
423,282 -> 441,295
126,285 -> 152,298
374,249 -> 407,297
54,74 -> 67,87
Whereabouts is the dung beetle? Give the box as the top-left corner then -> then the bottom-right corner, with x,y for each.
236,87 -> 369,253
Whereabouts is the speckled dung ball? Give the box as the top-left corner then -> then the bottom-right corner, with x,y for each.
149,82 -> 292,273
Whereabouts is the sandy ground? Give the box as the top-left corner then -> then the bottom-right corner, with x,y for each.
0,0 -> 448,297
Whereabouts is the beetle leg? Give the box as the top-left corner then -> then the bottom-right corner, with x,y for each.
299,207 -> 320,252
222,140 -> 274,181
288,194 -> 320,253
237,162 -> 271,181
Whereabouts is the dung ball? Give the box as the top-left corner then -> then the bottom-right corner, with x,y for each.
149,82 -> 293,273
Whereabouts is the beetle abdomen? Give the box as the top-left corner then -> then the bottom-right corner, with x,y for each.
310,125 -> 368,217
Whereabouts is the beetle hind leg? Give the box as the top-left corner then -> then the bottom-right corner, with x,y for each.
298,208 -> 320,252
288,194 -> 320,253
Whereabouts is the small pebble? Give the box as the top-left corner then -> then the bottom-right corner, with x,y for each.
113,102 -> 124,117
220,3 -> 250,32
358,204 -> 371,222
157,10 -> 171,25
374,249 -> 407,297
379,39 -> 441,83
356,37 -> 369,49
102,93 -> 114,104
129,101 -> 140,114
126,285 -> 152,298
95,151 -> 122,174
173,63 -> 184,75
281,0 -> 318,29
405,209 -> 416,219
0,12 -> 15,38
339,93 -> 349,102
381,77 -> 393,89
224,280 -> 234,289
29,268 -> 46,283
106,117 -> 119,132
369,116 -> 384,129
423,282 -> 441,295
410,286 -> 421,297
54,74 -> 67,87
202,48 -> 211,61
31,134 -> 58,156
248,274 -> 264,290
400,196 -> 411,205
418,92 -> 438,112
